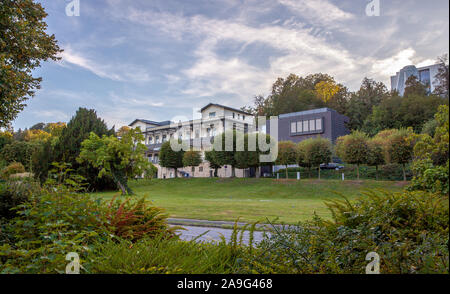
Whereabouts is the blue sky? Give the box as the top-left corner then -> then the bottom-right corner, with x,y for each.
12,0 -> 449,130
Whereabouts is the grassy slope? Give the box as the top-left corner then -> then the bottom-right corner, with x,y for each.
92,178 -> 407,224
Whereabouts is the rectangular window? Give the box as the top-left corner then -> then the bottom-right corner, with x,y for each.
290,122 -> 296,133
316,118 -> 322,130
162,135 -> 167,142
309,120 -> 316,131
233,113 -> 235,118
303,120 -> 309,132
209,112 -> 216,118
199,166 -> 203,172
297,121 -> 302,133
243,115 -> 245,120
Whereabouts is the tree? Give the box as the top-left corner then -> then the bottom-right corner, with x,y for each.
116,126 -> 131,137
0,140 -> 40,170
159,140 -> 184,178
303,137 -> 332,179
346,78 -> 388,130
24,129 -> 51,142
362,93 -> 446,135
366,138 -> 385,180
212,130 -> 239,177
205,150 -> 222,177
30,122 -> 45,130
234,133 -> 273,178
335,131 -> 369,180
54,107 -> 115,190
433,54 -> 449,98
0,131 -> 13,152
296,139 -> 313,177
410,105 -> 449,194
183,151 -> 202,177
0,0 -> 62,127
404,75 -> 428,97
385,128 -> 415,182
276,141 -> 297,179
315,80 -> 340,103
77,128 -> 150,195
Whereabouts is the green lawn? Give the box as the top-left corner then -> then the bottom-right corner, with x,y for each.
92,178 -> 408,224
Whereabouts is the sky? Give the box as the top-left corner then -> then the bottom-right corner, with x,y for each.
12,0 -> 450,130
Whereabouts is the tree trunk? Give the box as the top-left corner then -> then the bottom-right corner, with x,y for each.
255,166 -> 260,178
231,166 -> 236,177
318,165 -> 321,180
357,164 -> 360,181
402,164 -> 406,182
174,168 -> 178,178
214,168 -> 218,177
117,180 -> 127,195
308,166 -> 311,178
375,165 -> 379,181
285,165 -> 288,179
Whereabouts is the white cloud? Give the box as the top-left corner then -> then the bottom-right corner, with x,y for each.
59,46 -> 152,83
277,0 -> 354,26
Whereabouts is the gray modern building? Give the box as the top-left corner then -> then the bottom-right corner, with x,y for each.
390,63 -> 441,96
269,108 -> 350,144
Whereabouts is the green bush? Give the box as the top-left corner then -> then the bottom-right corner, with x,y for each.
86,235 -> 244,274
0,180 -> 40,220
1,162 -> 25,179
243,190 -> 449,274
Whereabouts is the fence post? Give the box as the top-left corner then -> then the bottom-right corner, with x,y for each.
297,171 -> 300,180
342,173 -> 345,181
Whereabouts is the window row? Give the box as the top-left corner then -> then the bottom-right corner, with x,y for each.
290,118 -> 323,134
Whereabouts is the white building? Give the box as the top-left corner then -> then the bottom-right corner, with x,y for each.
390,63 -> 441,96
129,103 -> 255,178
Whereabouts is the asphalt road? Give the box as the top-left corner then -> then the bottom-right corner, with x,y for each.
175,225 -> 268,245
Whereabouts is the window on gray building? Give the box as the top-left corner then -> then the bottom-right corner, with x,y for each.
290,122 -> 296,133
316,118 -> 322,130
297,121 -> 302,132
309,119 -> 316,131
303,120 -> 309,132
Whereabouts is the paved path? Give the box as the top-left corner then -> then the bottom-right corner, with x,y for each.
167,218 -> 283,230
174,225 -> 268,245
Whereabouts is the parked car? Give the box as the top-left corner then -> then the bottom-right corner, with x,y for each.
320,163 -> 344,170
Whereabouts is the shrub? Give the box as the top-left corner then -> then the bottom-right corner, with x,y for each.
244,190 -> 449,274
86,235 -> 244,274
1,162 -> 25,179
103,196 -> 179,242
335,131 -> 369,180
0,180 -> 40,220
0,187 -> 107,273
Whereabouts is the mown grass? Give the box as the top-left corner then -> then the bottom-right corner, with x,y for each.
92,178 -> 408,224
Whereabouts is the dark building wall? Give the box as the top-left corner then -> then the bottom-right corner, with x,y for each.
268,108 -> 349,144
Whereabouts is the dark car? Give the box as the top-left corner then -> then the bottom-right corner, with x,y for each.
320,163 -> 344,170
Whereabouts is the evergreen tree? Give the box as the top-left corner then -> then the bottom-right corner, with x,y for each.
54,107 -> 115,190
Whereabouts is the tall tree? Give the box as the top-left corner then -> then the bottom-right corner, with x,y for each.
54,107 -> 115,190
346,78 -> 388,130
404,75 -> 428,97
0,0 -> 61,127
159,140 -> 184,178
433,54 -> 449,98
366,138 -> 386,180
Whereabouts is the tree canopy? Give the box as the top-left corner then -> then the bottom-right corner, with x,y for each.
0,0 -> 62,127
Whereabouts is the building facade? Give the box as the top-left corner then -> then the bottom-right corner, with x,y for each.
129,103 -> 254,178
268,108 -> 349,144
390,63 -> 441,96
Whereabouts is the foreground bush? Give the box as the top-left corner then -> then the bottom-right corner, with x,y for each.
104,196 -> 179,241
86,235 -> 244,274
1,162 -> 25,180
243,190 -> 449,274
0,180 -> 40,220
0,186 -> 178,273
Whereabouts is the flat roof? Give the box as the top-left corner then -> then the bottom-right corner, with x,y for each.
279,108 -> 335,119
